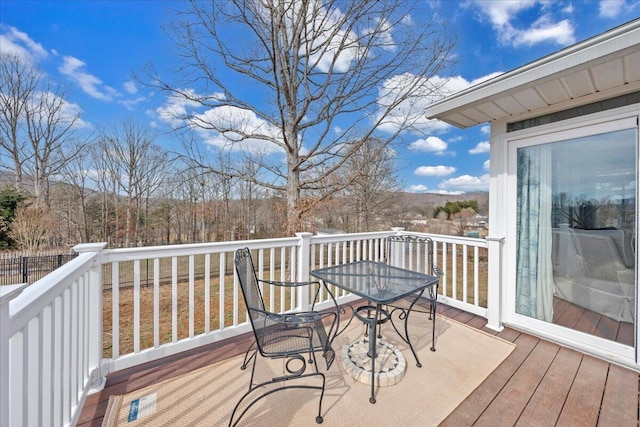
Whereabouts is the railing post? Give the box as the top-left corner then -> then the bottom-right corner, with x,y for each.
73,242 -> 108,392
485,236 -> 505,332
0,283 -> 27,427
296,232 -> 313,312
390,227 -> 404,235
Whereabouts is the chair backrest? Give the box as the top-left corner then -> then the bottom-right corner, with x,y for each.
235,248 -> 267,333
386,235 -> 436,276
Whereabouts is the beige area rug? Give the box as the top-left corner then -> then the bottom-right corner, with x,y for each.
102,315 -> 515,427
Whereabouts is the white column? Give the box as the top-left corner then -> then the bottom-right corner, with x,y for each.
485,236 -> 505,331
0,284 -> 27,427
73,242 -> 108,392
296,232 -> 313,311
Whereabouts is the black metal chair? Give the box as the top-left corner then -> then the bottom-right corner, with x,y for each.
384,235 -> 443,368
230,248 -> 338,426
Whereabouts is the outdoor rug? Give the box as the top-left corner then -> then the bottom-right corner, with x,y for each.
102,315 -> 515,426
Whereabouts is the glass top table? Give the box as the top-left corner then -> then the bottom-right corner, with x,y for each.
311,260 -> 439,403
311,260 -> 439,303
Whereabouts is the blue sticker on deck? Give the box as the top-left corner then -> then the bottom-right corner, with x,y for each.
128,399 -> 139,422
127,392 -> 157,422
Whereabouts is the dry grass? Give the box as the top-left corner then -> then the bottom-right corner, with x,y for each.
102,272 -> 295,358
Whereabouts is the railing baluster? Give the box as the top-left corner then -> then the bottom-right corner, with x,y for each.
52,296 -> 62,427
189,255 -> 195,338
171,257 -> 177,343
279,247 -> 287,312
112,262 -> 120,358
452,244 -> 458,302
442,242 -> 448,298
219,252 -> 226,329
204,253 -> 210,334
463,246 -> 469,303
233,251 -> 240,326
474,246 -> 480,306
290,246 -> 296,309
153,258 -> 160,347
133,260 -> 140,353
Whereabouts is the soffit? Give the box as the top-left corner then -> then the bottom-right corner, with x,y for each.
425,19 -> 640,129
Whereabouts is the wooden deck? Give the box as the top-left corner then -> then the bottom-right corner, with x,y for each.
78,304 -> 640,426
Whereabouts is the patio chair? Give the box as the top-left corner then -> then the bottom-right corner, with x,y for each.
230,248 -> 338,426
384,235 -> 443,368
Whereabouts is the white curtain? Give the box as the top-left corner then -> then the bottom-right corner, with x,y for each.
516,145 -> 554,322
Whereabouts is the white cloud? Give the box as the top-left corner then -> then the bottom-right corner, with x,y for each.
408,136 -> 447,153
119,97 -> 147,110
303,5 -> 360,73
483,159 -> 490,170
155,90 -> 205,127
469,0 -> 576,47
58,56 -> 119,101
377,72 -> 502,135
31,91 -> 91,129
192,106 -> 284,155
414,165 -> 456,177
363,17 -> 396,52
513,17 -> 575,47
0,25 -> 48,63
438,174 -> 489,192
598,0 -> 639,18
599,0 -> 626,18
407,184 -> 429,193
480,125 -> 490,135
469,141 -> 490,154
156,91 -> 280,156
427,189 -> 466,195
123,81 -> 138,94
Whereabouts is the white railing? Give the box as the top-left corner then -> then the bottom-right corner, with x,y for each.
0,243 -> 105,427
0,229 -> 493,427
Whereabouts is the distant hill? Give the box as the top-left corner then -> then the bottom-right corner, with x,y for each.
395,191 -> 489,216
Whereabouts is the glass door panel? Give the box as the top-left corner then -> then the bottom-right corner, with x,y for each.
515,128 -> 636,346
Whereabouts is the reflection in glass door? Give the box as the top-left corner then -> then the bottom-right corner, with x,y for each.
515,127 -> 636,347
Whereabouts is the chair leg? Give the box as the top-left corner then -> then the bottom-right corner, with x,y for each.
430,301 -> 437,352
240,341 -> 257,370
229,369 -> 326,426
403,310 -> 422,368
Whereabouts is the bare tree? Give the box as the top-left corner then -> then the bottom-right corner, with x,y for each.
342,138 -> 401,232
9,204 -> 51,253
60,148 -> 95,242
150,0 -> 454,234
98,120 -> 167,247
23,83 -> 86,208
0,53 -> 38,191
0,53 -> 87,208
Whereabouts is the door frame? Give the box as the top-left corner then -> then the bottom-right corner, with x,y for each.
502,107 -> 639,367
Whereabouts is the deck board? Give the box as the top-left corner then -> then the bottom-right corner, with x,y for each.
556,356 -> 609,426
598,364 -> 639,426
78,304 -> 640,427
514,347 -> 582,426
473,339 -> 561,426
438,332 -> 538,426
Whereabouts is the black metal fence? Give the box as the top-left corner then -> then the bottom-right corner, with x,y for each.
0,253 -> 78,286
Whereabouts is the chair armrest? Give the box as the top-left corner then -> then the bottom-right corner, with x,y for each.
258,279 -> 321,288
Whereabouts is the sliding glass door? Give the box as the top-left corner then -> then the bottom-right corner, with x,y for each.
511,116 -> 637,354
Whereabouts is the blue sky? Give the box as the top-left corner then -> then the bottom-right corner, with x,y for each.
1,0 -> 639,195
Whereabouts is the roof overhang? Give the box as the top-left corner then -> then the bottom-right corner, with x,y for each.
424,18 -> 640,129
